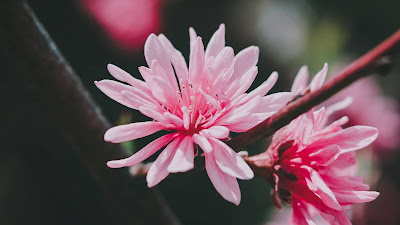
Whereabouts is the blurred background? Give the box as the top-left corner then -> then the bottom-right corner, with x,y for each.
1,0 -> 399,224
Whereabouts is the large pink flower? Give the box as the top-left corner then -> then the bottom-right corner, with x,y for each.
95,24 -> 293,204
264,65 -> 379,224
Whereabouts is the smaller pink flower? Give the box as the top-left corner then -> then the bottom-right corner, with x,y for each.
81,0 -> 161,50
264,65 -> 379,224
96,24 -> 293,205
325,76 -> 400,155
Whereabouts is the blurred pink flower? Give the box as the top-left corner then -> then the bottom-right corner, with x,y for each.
82,0 -> 161,50
95,24 -> 293,204
325,76 -> 400,155
263,65 -> 379,224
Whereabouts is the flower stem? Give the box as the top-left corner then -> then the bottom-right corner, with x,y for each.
227,29 -> 400,152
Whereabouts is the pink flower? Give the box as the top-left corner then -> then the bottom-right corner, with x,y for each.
95,24 -> 293,205
81,0 -> 161,50
264,65 -> 379,224
325,76 -> 400,155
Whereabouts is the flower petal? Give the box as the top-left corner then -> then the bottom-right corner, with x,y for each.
230,46 -> 259,84
167,136 -> 194,173
211,139 -> 254,180
310,63 -> 328,92
205,153 -> 241,205
301,166 -> 341,211
205,24 -> 225,58
107,133 -> 176,168
291,65 -> 309,95
310,126 -> 378,153
199,126 -> 230,139
144,34 -> 179,91
189,37 -> 206,88
107,64 -> 151,93
334,190 -> 379,205
95,80 -> 140,109
147,136 -> 182,187
104,121 -> 165,143
158,34 -> 189,82
192,134 -> 213,153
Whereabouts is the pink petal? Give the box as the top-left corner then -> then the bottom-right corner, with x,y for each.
189,27 -> 197,47
321,175 -> 370,191
212,47 -> 234,75
310,126 -> 378,153
104,121 -> 165,143
205,153 -> 241,205
192,134 -> 213,153
256,92 -> 294,112
199,126 -> 230,139
149,75 -> 179,106
147,136 -> 182,187
95,80 -> 139,109
199,88 -> 222,110
167,136 -> 194,173
157,34 -> 189,82
325,97 -> 353,116
163,112 -> 183,128
219,95 -> 261,125
307,145 -> 340,166
225,114 -> 266,132
181,106 -> 190,130
310,63 -> 328,92
138,106 -> 168,123
189,37 -> 206,88
301,166 -> 341,211
211,139 -> 254,180
205,24 -> 225,58
231,46 -> 259,84
107,64 -> 150,93
334,190 -> 379,204
121,90 -> 160,111
244,71 -> 278,100
144,34 -> 179,91
291,65 -> 309,95
107,133 -> 176,168
231,66 -> 259,98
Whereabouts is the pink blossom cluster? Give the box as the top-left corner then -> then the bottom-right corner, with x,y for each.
264,65 -> 379,224
95,24 -> 293,204
95,24 -> 379,221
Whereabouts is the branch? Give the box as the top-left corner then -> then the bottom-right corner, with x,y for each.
226,29 -> 400,151
0,1 -> 179,224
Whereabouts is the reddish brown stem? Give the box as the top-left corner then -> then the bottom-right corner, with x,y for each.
227,29 -> 400,152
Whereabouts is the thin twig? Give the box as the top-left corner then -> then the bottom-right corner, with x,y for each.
0,1 -> 179,224
226,29 -> 400,152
